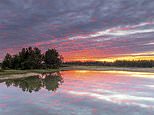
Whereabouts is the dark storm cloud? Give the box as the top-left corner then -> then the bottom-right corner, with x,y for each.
0,0 -> 154,60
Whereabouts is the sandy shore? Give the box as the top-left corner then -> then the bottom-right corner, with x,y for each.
0,73 -> 41,80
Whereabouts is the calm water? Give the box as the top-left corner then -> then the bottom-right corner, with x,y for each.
0,70 -> 154,115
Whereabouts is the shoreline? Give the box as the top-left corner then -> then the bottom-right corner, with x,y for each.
0,73 -> 41,80
0,66 -> 154,80
62,66 -> 154,73
0,69 -> 59,80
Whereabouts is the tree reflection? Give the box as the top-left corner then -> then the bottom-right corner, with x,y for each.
1,72 -> 64,93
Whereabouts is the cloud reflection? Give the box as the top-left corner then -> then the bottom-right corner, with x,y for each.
68,90 -> 154,108
62,70 -> 154,109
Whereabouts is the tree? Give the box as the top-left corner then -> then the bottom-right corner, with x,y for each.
1,47 -> 63,70
2,53 -> 12,69
44,49 -> 63,69
20,47 -> 43,69
11,55 -> 21,69
33,47 -> 43,69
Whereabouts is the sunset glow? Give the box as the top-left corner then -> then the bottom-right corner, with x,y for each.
0,0 -> 154,61
64,55 -> 154,62
1,1 -> 154,114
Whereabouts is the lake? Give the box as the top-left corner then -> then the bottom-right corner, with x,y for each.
0,70 -> 154,115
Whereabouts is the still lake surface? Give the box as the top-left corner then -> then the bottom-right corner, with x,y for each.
0,70 -> 154,115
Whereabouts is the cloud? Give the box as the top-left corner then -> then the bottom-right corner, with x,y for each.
68,21 -> 154,40
0,0 -> 154,61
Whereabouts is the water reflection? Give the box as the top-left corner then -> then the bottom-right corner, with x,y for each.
0,72 -> 64,93
62,70 -> 154,109
1,70 -> 154,115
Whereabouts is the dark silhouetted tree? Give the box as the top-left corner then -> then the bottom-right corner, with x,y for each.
2,53 -> 12,69
44,49 -> 63,69
1,47 -> 63,70
64,60 -> 154,68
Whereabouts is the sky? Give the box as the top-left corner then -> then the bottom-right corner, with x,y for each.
0,0 -> 154,62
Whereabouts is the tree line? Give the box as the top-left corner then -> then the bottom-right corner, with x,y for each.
2,47 -> 63,70
65,60 -> 154,68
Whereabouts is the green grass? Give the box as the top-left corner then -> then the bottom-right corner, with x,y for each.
0,65 -> 154,76
0,69 -> 59,76
0,69 -> 3,72
30,69 -> 59,73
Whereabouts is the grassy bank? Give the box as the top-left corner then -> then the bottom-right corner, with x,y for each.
0,69 -> 60,80
0,66 -> 154,80
62,65 -> 154,73
0,69 -> 59,76
1,66 -> 154,76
